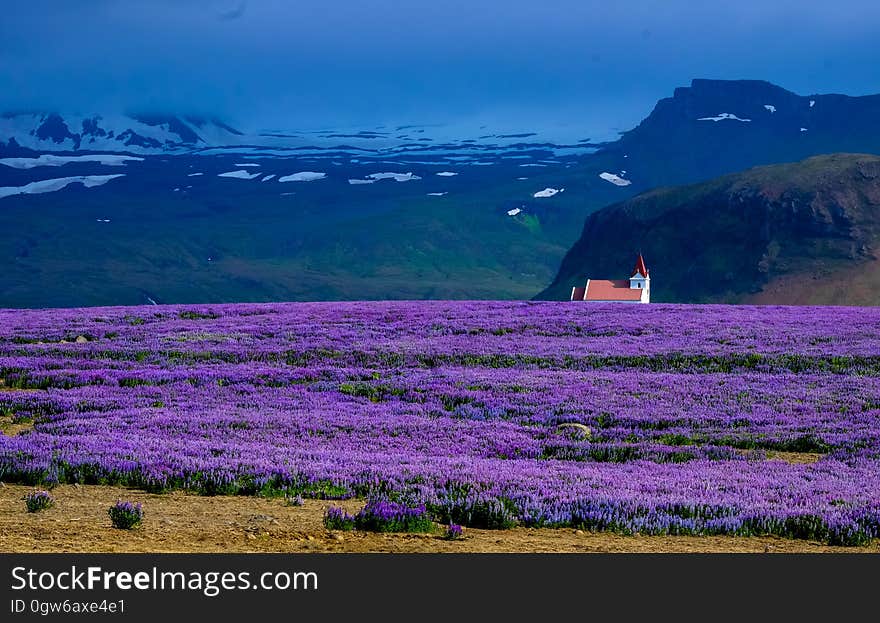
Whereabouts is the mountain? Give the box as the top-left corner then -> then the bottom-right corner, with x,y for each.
538,154 -> 880,305
0,112 -> 244,154
0,111 -> 596,159
587,79 -> 880,194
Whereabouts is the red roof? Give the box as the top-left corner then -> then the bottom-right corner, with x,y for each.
631,254 -> 649,278
585,280 -> 643,301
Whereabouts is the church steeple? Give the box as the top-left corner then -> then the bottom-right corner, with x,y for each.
631,253 -> 648,278
629,254 -> 650,302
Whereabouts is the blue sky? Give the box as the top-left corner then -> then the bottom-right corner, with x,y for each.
2,1 -> 880,137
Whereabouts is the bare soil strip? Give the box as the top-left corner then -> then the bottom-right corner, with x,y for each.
0,416 -> 33,437
1,485 -> 875,554
736,449 -> 825,464
764,450 -> 825,464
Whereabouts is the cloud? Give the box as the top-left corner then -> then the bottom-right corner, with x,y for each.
217,0 -> 246,20
3,0 -> 880,134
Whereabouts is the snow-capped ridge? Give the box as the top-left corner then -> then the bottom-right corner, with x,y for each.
0,112 -> 244,155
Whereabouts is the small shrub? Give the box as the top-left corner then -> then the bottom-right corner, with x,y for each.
24,490 -> 55,513
109,501 -> 143,529
471,498 -> 518,529
433,496 -> 518,530
444,523 -> 464,540
298,480 -> 352,500
323,506 -> 355,530
178,311 -> 219,320
354,499 -> 434,533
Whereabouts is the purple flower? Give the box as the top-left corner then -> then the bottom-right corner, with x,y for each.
323,506 -> 355,530
24,490 -> 54,512
108,500 -> 143,529
354,498 -> 433,533
0,301 -> 877,545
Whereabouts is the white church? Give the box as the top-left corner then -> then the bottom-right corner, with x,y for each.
570,254 -> 651,304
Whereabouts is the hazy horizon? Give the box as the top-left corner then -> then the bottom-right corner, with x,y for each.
3,1 -> 880,137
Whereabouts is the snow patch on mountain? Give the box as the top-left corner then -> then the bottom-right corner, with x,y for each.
369,172 -> 422,182
599,172 -> 632,186
697,113 -> 751,122
279,172 -> 326,182
0,154 -> 143,169
533,187 -> 564,198
0,174 -> 125,200
218,170 -> 261,179
764,105 -> 776,113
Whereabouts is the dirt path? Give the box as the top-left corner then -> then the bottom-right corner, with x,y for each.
1,484 -> 876,554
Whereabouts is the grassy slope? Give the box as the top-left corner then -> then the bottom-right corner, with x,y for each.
0,157 -> 631,307
746,258 -> 880,306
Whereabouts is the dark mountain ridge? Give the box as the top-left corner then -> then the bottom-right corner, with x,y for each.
592,79 -> 880,191
539,154 -> 880,304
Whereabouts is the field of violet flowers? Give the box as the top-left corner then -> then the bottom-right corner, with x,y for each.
1,301 -> 879,545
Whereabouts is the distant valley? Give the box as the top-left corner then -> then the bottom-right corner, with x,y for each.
4,79 -> 880,307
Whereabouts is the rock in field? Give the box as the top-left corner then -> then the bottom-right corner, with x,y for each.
556,423 -> 592,440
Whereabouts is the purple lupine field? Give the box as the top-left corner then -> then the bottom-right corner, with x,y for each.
1,301 -> 880,544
